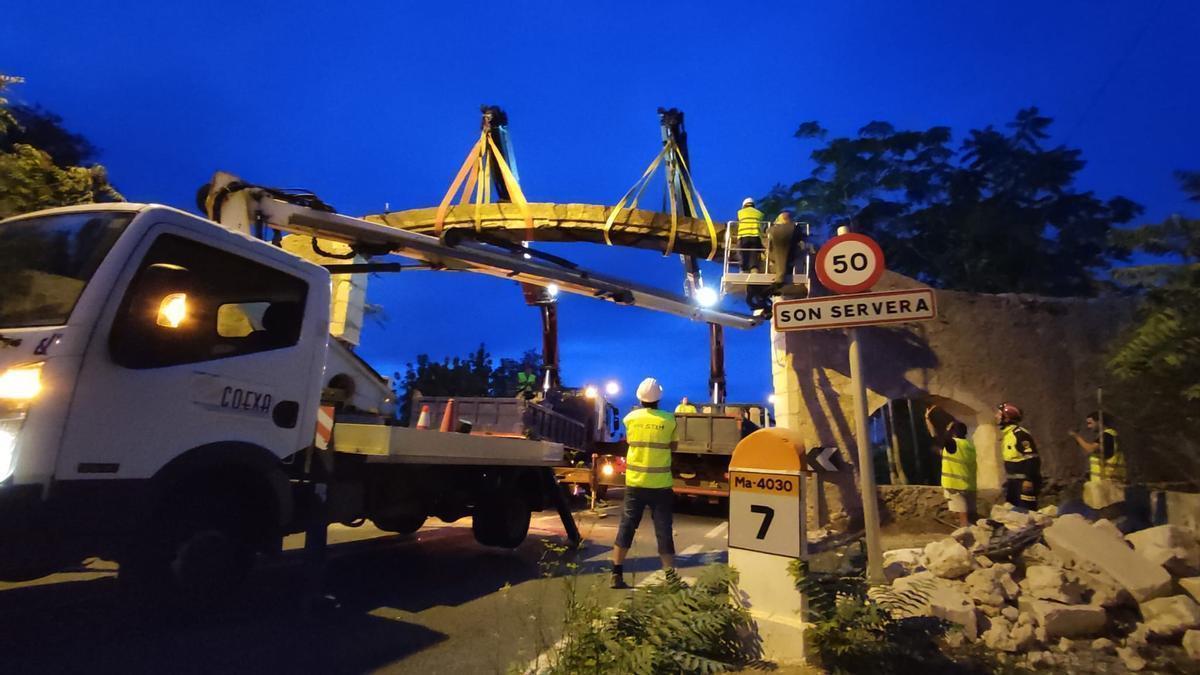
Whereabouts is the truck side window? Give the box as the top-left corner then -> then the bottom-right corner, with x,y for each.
110,234 -> 308,369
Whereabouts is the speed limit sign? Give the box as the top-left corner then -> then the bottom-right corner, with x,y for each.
814,232 -> 885,294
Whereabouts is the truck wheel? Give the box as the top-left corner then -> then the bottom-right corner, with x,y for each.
472,496 -> 531,548
372,515 -> 426,535
120,495 -> 254,601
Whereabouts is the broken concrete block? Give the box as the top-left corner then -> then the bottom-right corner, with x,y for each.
1002,606 -> 1020,621
1139,594 -> 1200,639
1023,565 -> 1085,604
1117,646 -> 1147,672
1180,577 -> 1200,603
1056,637 -> 1073,652
1183,630 -> 1200,660
925,538 -> 973,579
894,571 -> 978,640
980,615 -> 1036,653
1045,513 -> 1173,602
1126,525 -> 1200,577
1092,518 -> 1126,544
965,565 -> 1018,607
990,503 -> 1033,530
1030,600 -> 1108,639
1091,637 -> 1115,652
882,547 -> 924,582
1020,542 -> 1065,568
1039,505 -> 1059,518
1072,561 -> 1133,608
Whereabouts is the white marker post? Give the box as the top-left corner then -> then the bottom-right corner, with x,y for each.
728,428 -> 810,664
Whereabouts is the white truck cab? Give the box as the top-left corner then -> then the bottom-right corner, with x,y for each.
0,202 -> 572,591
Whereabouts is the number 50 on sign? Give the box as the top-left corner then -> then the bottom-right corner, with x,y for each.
729,470 -> 803,558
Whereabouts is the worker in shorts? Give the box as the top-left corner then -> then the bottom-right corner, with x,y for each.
926,406 -> 977,526
611,378 -> 680,589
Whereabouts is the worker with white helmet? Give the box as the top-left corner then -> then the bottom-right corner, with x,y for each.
736,197 -> 766,273
611,377 -> 680,589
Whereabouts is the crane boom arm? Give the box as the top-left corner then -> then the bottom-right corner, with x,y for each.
205,173 -> 759,329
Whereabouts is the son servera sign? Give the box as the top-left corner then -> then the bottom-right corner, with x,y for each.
773,288 -> 936,332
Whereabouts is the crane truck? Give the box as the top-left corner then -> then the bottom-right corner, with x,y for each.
0,174 -> 756,595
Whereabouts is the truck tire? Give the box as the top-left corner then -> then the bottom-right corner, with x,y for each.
372,515 -> 426,535
472,495 -> 531,548
120,489 -> 256,601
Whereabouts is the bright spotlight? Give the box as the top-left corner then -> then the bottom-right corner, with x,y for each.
605,380 -> 620,396
601,463 -> 615,477
695,285 -> 719,308
768,394 -> 777,404
584,385 -> 598,400
546,283 -> 559,298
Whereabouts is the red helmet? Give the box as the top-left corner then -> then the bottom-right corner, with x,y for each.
997,402 -> 1022,423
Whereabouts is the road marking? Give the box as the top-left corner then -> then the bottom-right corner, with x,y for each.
704,522 -> 728,539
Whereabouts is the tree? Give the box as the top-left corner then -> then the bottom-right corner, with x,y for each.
1106,171 -> 1200,481
394,345 -> 542,423
763,108 -> 1140,296
0,74 -> 122,219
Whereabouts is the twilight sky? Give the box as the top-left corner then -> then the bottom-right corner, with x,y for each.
4,1 -> 1198,410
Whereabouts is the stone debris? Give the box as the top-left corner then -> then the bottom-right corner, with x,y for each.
1183,629 -> 1200,660
1022,564 -> 1085,604
1044,514 -> 1173,602
883,503 -> 1200,666
1138,594 -> 1200,639
1181,576 -> 1200,604
924,538 -> 973,579
1126,524 -> 1200,577
882,547 -> 924,582
1030,600 -> 1107,639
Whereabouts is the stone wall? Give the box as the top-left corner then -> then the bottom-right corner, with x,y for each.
772,273 -> 1135,490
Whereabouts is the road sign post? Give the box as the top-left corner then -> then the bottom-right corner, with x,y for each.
728,427 -> 810,664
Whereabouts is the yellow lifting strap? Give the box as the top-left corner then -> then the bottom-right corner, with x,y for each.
434,130 -> 534,241
602,140 -> 719,260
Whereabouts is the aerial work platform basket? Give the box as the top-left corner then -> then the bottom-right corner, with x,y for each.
719,220 -> 813,302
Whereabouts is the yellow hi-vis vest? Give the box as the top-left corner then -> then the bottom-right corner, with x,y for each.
941,437 -> 977,491
624,407 -> 676,489
736,207 -> 765,239
1089,428 -> 1125,482
1001,425 -> 1037,463
674,403 -> 697,414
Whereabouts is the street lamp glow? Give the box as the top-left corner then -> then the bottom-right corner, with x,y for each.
695,285 -> 719,308
767,394 -> 777,404
604,380 -> 620,396
584,385 -> 598,400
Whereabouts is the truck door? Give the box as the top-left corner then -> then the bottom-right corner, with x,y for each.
57,225 -> 326,483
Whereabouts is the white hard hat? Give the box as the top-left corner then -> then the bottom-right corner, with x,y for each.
742,197 -> 755,207
636,377 -> 663,403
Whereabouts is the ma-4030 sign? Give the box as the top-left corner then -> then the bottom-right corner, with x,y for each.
773,288 -> 937,332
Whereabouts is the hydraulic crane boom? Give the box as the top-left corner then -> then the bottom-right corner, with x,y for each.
202,172 -> 760,330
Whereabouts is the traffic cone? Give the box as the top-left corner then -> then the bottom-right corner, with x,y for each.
439,398 -> 457,432
415,405 -> 431,429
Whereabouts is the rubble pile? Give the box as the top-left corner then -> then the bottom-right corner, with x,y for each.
883,503 -> 1200,671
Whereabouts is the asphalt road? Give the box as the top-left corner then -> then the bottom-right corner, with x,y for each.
0,493 -> 731,675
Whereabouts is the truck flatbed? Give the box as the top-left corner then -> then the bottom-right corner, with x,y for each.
334,423 -> 565,466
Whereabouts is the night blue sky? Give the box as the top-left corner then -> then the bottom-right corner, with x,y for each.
4,1 -> 1198,410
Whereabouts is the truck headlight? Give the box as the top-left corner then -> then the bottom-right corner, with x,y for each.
0,415 -> 21,483
0,362 -> 43,401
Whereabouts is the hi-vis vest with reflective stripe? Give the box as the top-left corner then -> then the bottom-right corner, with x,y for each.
1001,425 -> 1037,463
1089,428 -> 1125,482
624,407 -> 676,489
674,403 -> 697,414
941,437 -> 977,491
736,207 -> 765,239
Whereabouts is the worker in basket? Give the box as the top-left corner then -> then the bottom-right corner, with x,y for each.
736,197 -> 766,272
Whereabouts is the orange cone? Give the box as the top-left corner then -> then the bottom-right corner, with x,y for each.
439,398 -> 457,432
415,404 -> 431,429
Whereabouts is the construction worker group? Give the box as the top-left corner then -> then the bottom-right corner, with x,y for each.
735,197 -> 807,282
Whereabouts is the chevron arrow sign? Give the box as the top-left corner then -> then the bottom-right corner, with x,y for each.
805,446 -> 843,473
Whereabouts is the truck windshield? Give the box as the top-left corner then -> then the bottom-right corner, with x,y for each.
0,211 -> 133,328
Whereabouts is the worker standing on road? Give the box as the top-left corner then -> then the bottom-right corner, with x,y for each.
926,407 -> 978,526
767,211 -> 797,283
674,397 -> 697,414
1069,411 -> 1126,515
611,377 -> 679,589
516,366 -> 537,400
997,402 -> 1041,510
736,198 -> 765,272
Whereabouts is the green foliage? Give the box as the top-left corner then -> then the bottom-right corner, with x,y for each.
788,559 -> 958,674
1106,171 -> 1200,481
763,108 -> 1140,296
0,74 -> 122,219
394,345 -> 542,423
536,564 -> 759,675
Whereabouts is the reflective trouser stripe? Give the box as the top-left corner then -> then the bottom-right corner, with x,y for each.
627,464 -> 671,473
629,442 -> 671,449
